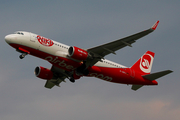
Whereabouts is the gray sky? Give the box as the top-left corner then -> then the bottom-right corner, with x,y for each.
0,0 -> 180,120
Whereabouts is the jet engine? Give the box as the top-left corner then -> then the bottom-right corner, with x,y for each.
68,46 -> 88,61
34,66 -> 54,80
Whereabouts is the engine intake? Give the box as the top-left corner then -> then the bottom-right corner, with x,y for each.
68,46 -> 88,61
34,66 -> 53,80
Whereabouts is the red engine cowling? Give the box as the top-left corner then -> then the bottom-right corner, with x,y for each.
68,46 -> 88,61
34,66 -> 53,80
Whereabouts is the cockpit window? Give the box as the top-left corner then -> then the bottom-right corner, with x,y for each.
15,31 -> 24,35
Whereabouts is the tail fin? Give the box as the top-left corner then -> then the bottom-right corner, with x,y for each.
131,51 -> 155,75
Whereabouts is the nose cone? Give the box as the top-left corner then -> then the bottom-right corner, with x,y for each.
5,34 -> 15,44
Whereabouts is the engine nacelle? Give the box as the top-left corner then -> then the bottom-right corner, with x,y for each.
34,66 -> 53,80
68,46 -> 88,61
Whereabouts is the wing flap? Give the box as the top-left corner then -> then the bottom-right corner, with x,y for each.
45,80 -> 56,89
44,78 -> 65,89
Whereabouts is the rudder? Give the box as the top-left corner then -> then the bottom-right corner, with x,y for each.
131,51 -> 155,75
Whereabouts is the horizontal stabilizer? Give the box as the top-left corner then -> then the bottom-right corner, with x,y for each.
142,70 -> 173,81
131,85 -> 143,91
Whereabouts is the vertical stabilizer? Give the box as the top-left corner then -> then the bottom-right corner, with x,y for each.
131,51 -> 155,75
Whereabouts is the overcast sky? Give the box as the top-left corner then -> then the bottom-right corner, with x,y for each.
0,0 -> 180,120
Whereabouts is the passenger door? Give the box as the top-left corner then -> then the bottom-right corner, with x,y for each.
30,33 -> 39,50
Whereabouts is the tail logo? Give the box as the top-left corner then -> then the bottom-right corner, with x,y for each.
140,53 -> 153,73
142,59 -> 150,69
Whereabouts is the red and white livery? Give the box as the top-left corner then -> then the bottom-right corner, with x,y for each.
5,21 -> 173,90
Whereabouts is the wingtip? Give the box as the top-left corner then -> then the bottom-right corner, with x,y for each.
151,20 -> 159,30
167,70 -> 173,73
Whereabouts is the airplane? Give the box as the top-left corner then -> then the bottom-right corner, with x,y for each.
5,21 -> 173,90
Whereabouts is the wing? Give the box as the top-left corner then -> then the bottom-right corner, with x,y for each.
86,21 -> 159,66
44,66 -> 68,89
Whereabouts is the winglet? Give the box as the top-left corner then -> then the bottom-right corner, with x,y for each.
151,21 -> 159,30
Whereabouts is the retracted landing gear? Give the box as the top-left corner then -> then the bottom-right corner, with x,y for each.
64,71 -> 75,83
19,53 -> 28,59
76,62 -> 89,76
69,77 -> 75,83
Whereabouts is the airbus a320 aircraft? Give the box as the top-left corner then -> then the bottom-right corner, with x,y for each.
5,21 -> 173,90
